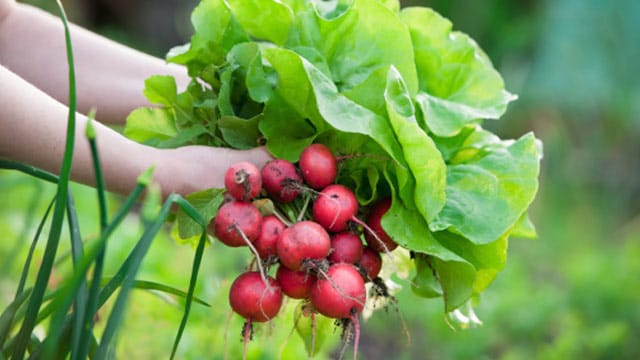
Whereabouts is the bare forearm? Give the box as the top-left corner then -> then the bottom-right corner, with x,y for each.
0,66 -> 273,197
0,1 -> 273,197
0,0 -> 189,124
0,64 -> 161,195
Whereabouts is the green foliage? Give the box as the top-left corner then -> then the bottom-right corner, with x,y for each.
126,0 -> 541,315
175,188 -> 225,243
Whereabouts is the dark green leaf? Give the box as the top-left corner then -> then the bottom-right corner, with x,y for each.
218,66 -> 235,117
66,193 -> 89,360
411,255 -> 442,298
218,114 -> 261,149
259,92 -> 316,161
175,188 -> 225,242
0,160 -> 59,184
43,181 -> 148,359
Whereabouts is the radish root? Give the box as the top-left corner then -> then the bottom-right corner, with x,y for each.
242,320 -> 252,360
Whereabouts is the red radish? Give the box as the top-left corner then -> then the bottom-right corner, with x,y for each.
212,201 -> 262,247
310,263 -> 366,319
277,220 -> 331,271
312,184 -> 358,232
224,161 -> 262,201
261,159 -> 302,202
276,265 -> 315,299
328,232 -> 363,264
299,144 -> 337,189
229,272 -> 283,322
364,198 -> 398,253
359,246 -> 382,281
254,215 -> 286,259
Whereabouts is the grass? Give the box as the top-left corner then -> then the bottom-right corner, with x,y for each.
0,2 -> 212,358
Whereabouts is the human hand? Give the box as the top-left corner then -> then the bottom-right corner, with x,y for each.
152,146 -> 273,198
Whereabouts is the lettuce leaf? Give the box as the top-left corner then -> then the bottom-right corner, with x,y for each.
401,7 -> 517,137
384,66 -> 446,222
430,132 -> 542,244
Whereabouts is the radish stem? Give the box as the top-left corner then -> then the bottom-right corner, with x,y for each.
351,216 -> 395,260
235,225 -> 269,287
297,192 -> 312,222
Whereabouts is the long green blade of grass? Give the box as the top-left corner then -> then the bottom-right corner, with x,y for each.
85,116 -> 107,230
16,197 -> 56,297
159,196 -> 209,359
25,317 -> 72,360
66,193 -> 85,264
0,291 -> 31,352
161,197 -> 208,360
8,266 -> 215,336
1,196 -> 54,353
66,193 -> 89,360
74,114 -> 108,360
171,230 -> 207,359
101,279 -> 211,307
0,160 -> 58,184
11,1 -> 77,357
9,287 -> 62,330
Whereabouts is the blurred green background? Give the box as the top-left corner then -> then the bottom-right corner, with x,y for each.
2,0 -> 639,359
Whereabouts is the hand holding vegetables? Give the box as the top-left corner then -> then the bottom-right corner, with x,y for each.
213,145 -> 394,359
0,0 -> 270,197
139,2 -> 542,356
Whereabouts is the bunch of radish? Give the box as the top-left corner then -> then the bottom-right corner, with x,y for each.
212,144 -> 397,359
